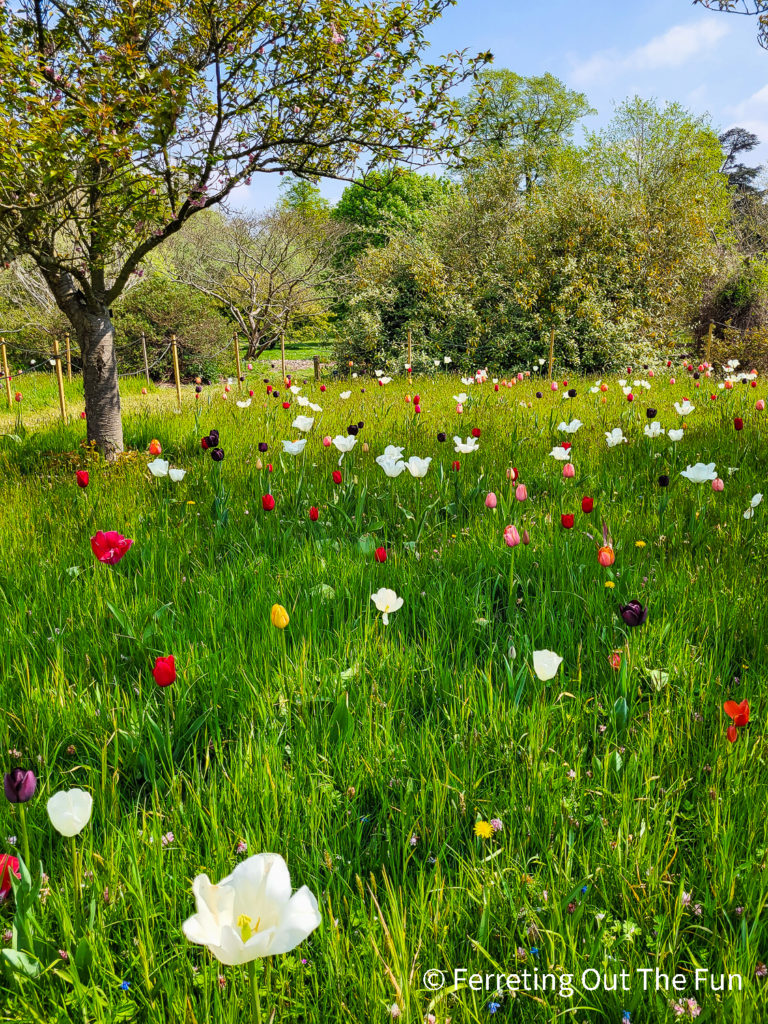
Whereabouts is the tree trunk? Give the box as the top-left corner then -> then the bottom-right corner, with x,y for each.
70,306 -> 124,459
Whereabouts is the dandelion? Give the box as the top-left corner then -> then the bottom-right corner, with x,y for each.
474,821 -> 494,839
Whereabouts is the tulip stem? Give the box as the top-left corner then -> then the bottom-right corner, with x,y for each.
71,836 -> 80,907
247,960 -> 263,1024
18,803 -> 30,872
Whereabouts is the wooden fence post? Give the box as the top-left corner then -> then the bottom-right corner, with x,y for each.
53,337 -> 67,423
313,354 -> 320,382
407,328 -> 412,368
65,332 -> 72,383
706,322 -> 714,365
280,330 -> 286,386
171,333 -> 182,410
234,330 -> 243,390
141,331 -> 150,387
2,339 -> 11,408
548,326 -> 555,381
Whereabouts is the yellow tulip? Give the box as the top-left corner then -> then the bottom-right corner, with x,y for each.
271,604 -> 289,630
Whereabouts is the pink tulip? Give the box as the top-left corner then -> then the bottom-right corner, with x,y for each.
485,492 -> 497,509
517,373 -> 524,382
247,362 -> 253,370
562,463 -> 575,478
456,403 -> 463,414
712,478 -> 724,491
648,369 -> 654,378
757,399 -> 765,411
503,525 -> 520,547
322,436 -> 332,447
551,382 -> 558,391
669,377 -> 676,385
414,404 -> 421,413
515,483 -> 527,501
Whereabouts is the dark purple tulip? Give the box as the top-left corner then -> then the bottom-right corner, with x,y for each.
437,432 -> 447,442
646,408 -> 656,418
619,601 -> 648,627
258,442 -> 268,453
568,389 -> 577,398
658,475 -> 670,487
347,425 -> 358,436
4,768 -> 36,804
195,385 -> 202,394
208,429 -> 219,445
211,448 -> 225,462
536,391 -> 542,399
357,421 -> 364,429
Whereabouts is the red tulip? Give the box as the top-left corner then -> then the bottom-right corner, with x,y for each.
734,417 -> 744,431
413,394 -> 421,404
14,392 -> 21,402
374,546 -> 387,563
309,506 -> 319,521
282,401 -> 290,409
262,494 -> 275,511
724,699 -> 749,744
561,442 -> 572,451
148,439 -> 162,455
609,651 -> 622,671
581,496 -> 594,513
332,470 -> 342,485
91,531 -> 133,565
471,427 -> 481,438
201,437 -> 210,450
0,854 -> 20,898
506,466 -> 518,482
266,384 -> 273,393
320,384 -> 326,392
561,513 -> 575,529
152,655 -> 176,687
451,461 -> 460,471
626,393 -> 634,402
76,470 -> 89,488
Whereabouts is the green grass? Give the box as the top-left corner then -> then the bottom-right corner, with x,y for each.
0,367 -> 767,1023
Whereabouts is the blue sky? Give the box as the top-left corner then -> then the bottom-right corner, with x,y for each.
234,0 -> 768,211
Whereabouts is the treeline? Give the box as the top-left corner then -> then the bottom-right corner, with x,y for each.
2,71 -> 767,376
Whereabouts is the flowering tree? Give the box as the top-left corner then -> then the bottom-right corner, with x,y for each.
0,0 -> 489,456
694,0 -> 768,47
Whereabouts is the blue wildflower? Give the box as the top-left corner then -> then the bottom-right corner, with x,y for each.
581,885 -> 588,895
530,947 -> 539,958
622,1013 -> 630,1023
487,1002 -> 501,1014
119,980 -> 130,991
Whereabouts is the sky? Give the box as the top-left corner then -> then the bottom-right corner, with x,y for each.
234,0 -> 768,212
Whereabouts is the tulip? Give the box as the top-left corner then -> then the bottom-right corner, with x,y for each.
597,545 -> 615,567
757,400 -> 765,411
506,466 -> 518,482
153,655 -> 176,687
734,417 -> 744,431
182,853 -> 321,965
255,458 -> 263,470
451,461 -> 460,472
414,404 -> 421,414
562,464 -> 575,479
658,475 -> 670,487
455,403 -> 463,414
76,470 -> 89,488
724,699 -> 750,743
550,382 -> 558,391
14,392 -> 21,402
148,439 -> 162,455
437,432 -> 447,442
561,514 -> 574,529
581,496 -> 593,513
522,529 -> 531,545
503,525 -> 520,547
619,600 -> 648,627
271,605 -> 289,629
626,393 -> 633,402
0,855 -> 20,898
320,384 -> 326,392
211,448 -> 225,462
670,377 -> 676,384
332,470 -> 342,485
91,531 -> 133,565
532,649 -> 563,681
712,478 -> 724,492
309,506 -> 319,521
4,768 -> 37,804
610,651 -> 622,671
485,492 -> 497,509
471,427 -> 481,438
262,494 -> 276,511
47,788 -> 93,837
513,483 -> 527,502
374,546 -> 387,563
413,394 -> 421,404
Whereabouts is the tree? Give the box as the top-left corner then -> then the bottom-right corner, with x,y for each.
0,1 -> 489,456
719,127 -> 763,193
332,168 -> 454,263
168,208 -> 348,357
458,70 -> 595,189
694,1 -> 768,48
277,175 -> 331,221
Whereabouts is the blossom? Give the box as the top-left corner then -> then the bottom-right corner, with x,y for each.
182,853 -> 321,965
644,422 -> 665,438
668,429 -> 684,442
561,513 -> 575,529
148,458 -> 170,477
331,435 -> 357,461
47,788 -> 93,837
3,768 -> 37,804
503,525 -> 520,547
236,399 -> 252,409
374,547 -> 387,563
453,393 -> 468,404
375,455 -> 406,478
291,416 -> 314,432
734,417 -> 744,431
76,470 -> 89,488
404,456 -> 432,478
562,463 -> 575,478
271,605 -> 289,630
581,496 -> 594,513
91,531 -> 133,565
474,821 -> 494,839
309,507 -> 319,522
169,468 -> 186,482
281,439 -> 307,455
549,446 -> 571,461
558,419 -> 582,434
371,588 -> 403,626
515,484 -> 528,501
332,470 -> 342,485
454,436 -> 479,454
712,478 -> 724,492
339,391 -> 351,400
605,427 -> 625,448
485,492 -> 497,509
148,439 -> 162,455
674,401 -> 695,415
619,601 -> 648,627
680,462 -> 717,484
262,494 -> 276,511
533,650 -> 563,681
153,656 -> 176,687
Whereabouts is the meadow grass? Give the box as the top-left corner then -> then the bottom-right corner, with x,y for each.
0,367 -> 767,1023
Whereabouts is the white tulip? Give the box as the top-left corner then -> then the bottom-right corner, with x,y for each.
182,853 -> 321,966
558,419 -> 582,434
281,439 -> 307,455
605,428 -> 624,448
296,396 -> 310,406
454,436 -> 479,454
332,435 -> 357,453
674,401 -> 695,415
371,588 -> 403,626
236,399 -> 252,409
644,422 -> 664,438
47,788 -> 93,837
668,429 -> 684,442
375,455 -> 406,478
549,446 -> 571,460
751,492 -> 763,508
169,468 -> 186,482
532,649 -> 563,681
381,445 -> 405,460
404,455 -> 432,478
680,462 -> 717,483
148,458 -> 169,477
292,415 -> 315,432
444,356 -> 452,364
308,402 -> 323,412
339,391 -> 351,400
453,393 -> 468,404
379,377 -> 392,385
375,370 -> 384,377
289,385 -> 301,394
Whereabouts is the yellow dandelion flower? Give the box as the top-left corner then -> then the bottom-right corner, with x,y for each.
635,540 -> 646,548
474,821 -> 494,839
605,580 -> 615,589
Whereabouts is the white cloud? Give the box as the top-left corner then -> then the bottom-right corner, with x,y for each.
571,20 -> 730,85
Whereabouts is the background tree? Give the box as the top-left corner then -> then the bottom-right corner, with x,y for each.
168,208 -> 348,358
458,69 -> 595,189
719,127 -> 764,194
0,0 -> 489,456
694,1 -> 768,48
277,175 -> 331,221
